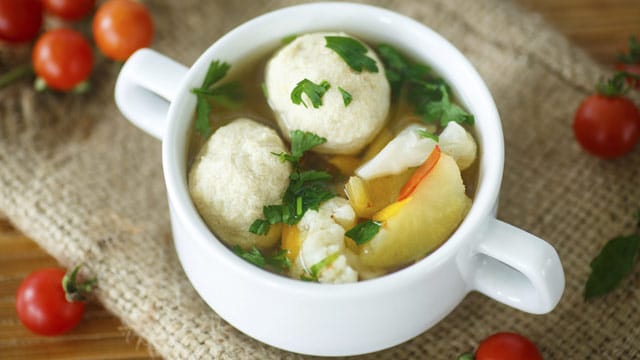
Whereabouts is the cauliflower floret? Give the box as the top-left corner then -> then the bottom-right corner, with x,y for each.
438,122 -> 477,170
355,123 -> 437,180
290,198 -> 358,283
265,32 -> 390,155
188,118 -> 292,249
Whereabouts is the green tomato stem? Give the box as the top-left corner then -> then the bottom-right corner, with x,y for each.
0,64 -> 34,90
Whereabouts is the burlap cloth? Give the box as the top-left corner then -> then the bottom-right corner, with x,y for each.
1,0 -> 639,358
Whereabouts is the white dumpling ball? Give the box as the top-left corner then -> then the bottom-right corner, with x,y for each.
265,32 -> 390,155
188,118 -> 292,250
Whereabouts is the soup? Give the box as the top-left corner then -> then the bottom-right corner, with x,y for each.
187,32 -> 478,283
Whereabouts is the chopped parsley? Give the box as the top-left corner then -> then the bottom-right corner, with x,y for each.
250,131 -> 335,235
191,60 -> 244,138
325,36 -> 378,73
281,34 -> 298,45
416,129 -> 439,142
291,79 -> 331,108
301,252 -> 340,282
273,130 -> 327,164
345,220 -> 381,245
422,85 -> 474,126
376,44 -> 474,127
338,86 -> 352,106
232,245 -> 291,273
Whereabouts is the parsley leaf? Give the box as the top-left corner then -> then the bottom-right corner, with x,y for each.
274,130 -> 328,164
202,60 -> 230,89
248,219 -> 270,236
422,85 -> 474,126
192,82 -> 243,109
377,43 -> 432,98
250,131 -> 335,235
338,87 -> 352,106
192,60 -> 244,137
301,252 -> 340,282
281,34 -> 298,45
376,44 -> 474,127
584,234 -> 640,299
416,129 -> 439,142
291,79 -> 330,108
194,94 -> 213,138
346,220 -> 381,245
232,246 -> 291,273
325,36 -> 378,73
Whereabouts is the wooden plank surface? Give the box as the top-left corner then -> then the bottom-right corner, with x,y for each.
1,1 -> 639,359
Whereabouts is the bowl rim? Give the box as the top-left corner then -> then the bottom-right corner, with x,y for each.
162,1 -> 504,295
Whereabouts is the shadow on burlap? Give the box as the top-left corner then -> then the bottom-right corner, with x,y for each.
1,0 -> 639,359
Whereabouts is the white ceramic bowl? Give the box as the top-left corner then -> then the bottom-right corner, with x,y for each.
115,2 -> 564,356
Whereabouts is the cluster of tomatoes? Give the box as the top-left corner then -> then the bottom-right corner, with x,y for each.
573,37 -> 640,159
0,0 -> 153,91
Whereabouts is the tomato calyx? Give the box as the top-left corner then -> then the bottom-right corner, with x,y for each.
617,35 -> 640,65
62,264 -> 97,302
596,71 -> 640,97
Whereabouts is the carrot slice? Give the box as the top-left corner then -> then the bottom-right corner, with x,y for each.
397,145 -> 441,201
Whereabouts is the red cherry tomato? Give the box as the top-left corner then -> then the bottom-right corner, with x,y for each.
32,28 -> 93,91
615,63 -> 640,89
573,94 -> 640,158
476,332 -> 543,360
15,268 -> 85,336
92,0 -> 153,61
0,0 -> 43,43
44,0 -> 95,21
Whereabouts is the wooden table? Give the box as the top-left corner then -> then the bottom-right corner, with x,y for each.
1,1 -> 639,359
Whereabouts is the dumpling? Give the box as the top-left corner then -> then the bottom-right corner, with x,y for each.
265,32 -> 390,155
188,118 -> 292,249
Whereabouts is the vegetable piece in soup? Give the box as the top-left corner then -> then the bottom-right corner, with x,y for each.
188,118 -> 292,249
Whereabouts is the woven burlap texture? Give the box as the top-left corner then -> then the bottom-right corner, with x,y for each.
2,0 -> 639,358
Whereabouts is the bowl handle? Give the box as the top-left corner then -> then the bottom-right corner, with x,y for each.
114,48 -> 189,140
467,219 -> 565,314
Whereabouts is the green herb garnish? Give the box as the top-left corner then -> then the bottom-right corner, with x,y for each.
377,44 -> 474,127
191,60 -> 244,137
301,252 -> 340,282
291,79 -> 331,108
345,220 -> 381,245
338,86 -> 352,106
325,36 -> 378,73
273,130 -> 327,164
261,82 -> 269,99
422,85 -> 474,126
281,34 -> 298,45
250,131 -> 335,235
232,245 -> 291,273
416,129 -> 439,142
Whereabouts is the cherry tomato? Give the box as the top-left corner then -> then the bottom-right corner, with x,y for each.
32,28 -> 93,91
92,0 -> 153,61
476,332 -> 543,360
15,268 -> 85,336
615,63 -> 640,89
0,0 -> 43,43
44,0 -> 95,21
573,94 -> 640,158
